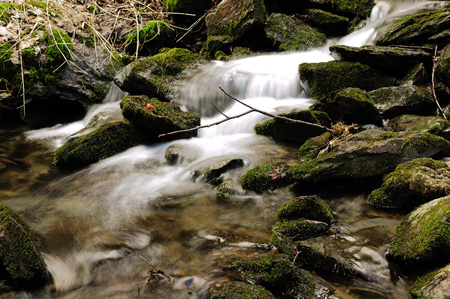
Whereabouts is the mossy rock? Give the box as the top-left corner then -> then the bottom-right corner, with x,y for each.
254,109 -> 331,144
299,61 -> 395,99
236,253 -> 315,297
265,13 -> 326,51
286,130 -> 450,188
0,204 -> 48,289
163,0 -> 213,15
114,48 -> 205,100
207,281 -> 275,299
312,87 -> 382,126
385,114 -> 450,140
240,162 -> 289,193
273,219 -> 329,240
409,263 -> 450,299
368,85 -> 435,119
331,0 -> 375,19
298,131 -> 333,160
53,120 -> 145,170
124,20 -> 174,55
368,158 -> 450,209
388,196 -> 450,268
375,8 -> 450,47
120,95 -> 200,141
298,8 -> 349,36
436,44 -> 450,90
278,195 -> 334,224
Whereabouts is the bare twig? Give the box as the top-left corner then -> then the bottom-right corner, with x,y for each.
431,46 -> 447,119
17,21 -> 26,117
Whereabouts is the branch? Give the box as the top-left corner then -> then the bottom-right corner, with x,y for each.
431,46 -> 447,119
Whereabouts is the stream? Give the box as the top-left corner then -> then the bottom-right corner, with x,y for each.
0,1 -> 446,298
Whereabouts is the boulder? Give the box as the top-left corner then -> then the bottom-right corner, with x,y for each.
240,162 -> 289,193
120,95 -> 200,141
298,9 -> 349,36
376,8 -> 450,47
436,44 -> 450,90
286,130 -> 450,188
53,120 -> 144,170
254,109 -> 331,144
329,45 -> 433,75
0,204 -> 48,289
312,87 -> 382,126
410,263 -> 450,299
299,61 -> 395,99
277,195 -> 334,224
193,158 -> 244,184
388,196 -> 450,268
264,13 -> 326,51
330,0 -> 375,19
385,115 -> 450,140
368,158 -> 450,209
114,48 -> 205,101
368,85 -> 435,119
272,219 -> 329,240
207,281 -> 275,299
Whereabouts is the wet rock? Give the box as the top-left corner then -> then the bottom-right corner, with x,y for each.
312,87 -> 382,126
368,158 -> 450,209
436,44 -> 450,91
299,61 -> 395,99
120,95 -> 200,142
53,120 -> 144,170
286,130 -> 450,188
385,115 -> 450,140
264,13 -> 326,51
278,195 -> 334,224
410,263 -> 450,299
375,8 -> 450,47
198,159 -> 244,184
254,109 -> 331,145
236,253 -> 316,298
207,281 -> 275,299
402,63 -> 429,86
0,204 -> 48,289
272,219 -> 329,240
368,85 -> 435,119
240,162 -> 289,193
388,195 -> 450,268
114,48 -> 205,101
329,45 -> 432,75
298,9 -> 349,36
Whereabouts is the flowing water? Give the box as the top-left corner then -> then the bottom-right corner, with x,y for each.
0,1 -> 447,298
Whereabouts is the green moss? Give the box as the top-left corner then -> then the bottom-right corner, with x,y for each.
278,195 -> 334,224
298,132 -> 333,160
124,20 -> 172,53
409,268 -> 441,299
332,0 -> 375,18
0,3 -> 19,23
240,162 -> 288,193
207,281 -> 275,299
44,29 -> 72,71
273,219 -> 329,240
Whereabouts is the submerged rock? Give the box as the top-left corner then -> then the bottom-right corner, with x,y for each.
197,159 -> 244,184
410,263 -> 450,299
0,204 -> 48,289
368,158 -> 450,209
207,281 -> 275,299
388,196 -> 450,268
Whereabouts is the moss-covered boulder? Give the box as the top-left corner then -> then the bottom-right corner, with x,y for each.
385,115 -> 450,140
53,120 -> 144,170
207,281 -> 275,299
0,204 -> 48,289
329,45 -> 433,75
376,8 -> 450,47
236,253 -> 315,298
436,44 -> 450,90
273,219 -> 329,240
120,95 -> 200,141
286,130 -> 450,188
114,48 -> 205,101
410,263 -> 450,299
312,87 -> 382,126
368,85 -> 435,119
298,8 -> 349,36
299,61 -> 395,99
388,196 -> 450,268
264,13 -> 326,51
368,158 -> 450,209
278,195 -> 334,224
254,109 -> 331,144
240,162 -> 289,193
331,0 -> 375,19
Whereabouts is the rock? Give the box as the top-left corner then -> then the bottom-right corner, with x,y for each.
278,195 -> 334,224
207,281 -> 275,299
286,130 -> 450,188
163,0 -> 213,16
114,48 -> 205,101
124,20 -> 175,55
240,162 -> 289,193
203,0 -> 266,55
329,45 -> 433,75
197,159 -> 244,184
264,13 -> 326,51
53,120 -> 144,170
272,219 -> 329,240
254,109 -> 331,144
376,8 -> 450,47
402,63 -> 429,86
299,61 -> 395,99
312,87 -> 382,126
385,115 -> 450,140
329,0 -> 375,19
298,9 -> 349,36
368,158 -> 450,209
0,204 -> 48,289
388,196 -> 450,268
120,95 -> 200,142
436,44 -> 450,90
369,85 -> 435,119
235,253 -> 316,298
410,263 -> 450,299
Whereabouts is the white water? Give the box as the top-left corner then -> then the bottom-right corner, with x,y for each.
9,1 -> 445,298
